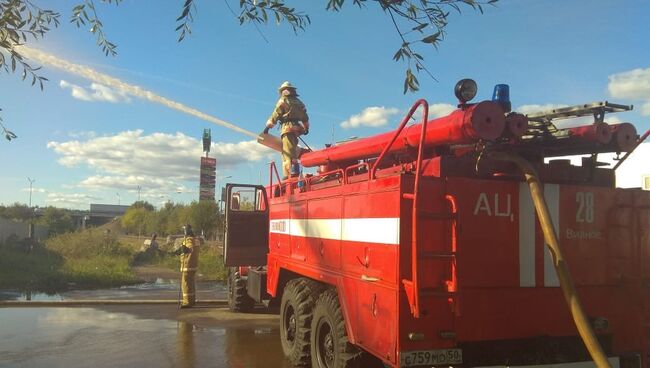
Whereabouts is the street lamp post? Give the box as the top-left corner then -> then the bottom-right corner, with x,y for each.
27,177 -> 35,241
27,177 -> 35,207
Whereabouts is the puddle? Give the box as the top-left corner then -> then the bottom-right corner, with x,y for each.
0,291 -> 63,301
0,307 -> 290,367
0,281 -> 227,301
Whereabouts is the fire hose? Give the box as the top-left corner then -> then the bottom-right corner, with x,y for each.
488,151 -> 612,368
178,251 -> 186,310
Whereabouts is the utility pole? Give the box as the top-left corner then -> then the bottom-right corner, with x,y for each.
137,185 -> 141,201
27,177 -> 35,207
26,177 -> 35,242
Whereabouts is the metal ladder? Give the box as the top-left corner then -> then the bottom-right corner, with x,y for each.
370,99 -> 458,318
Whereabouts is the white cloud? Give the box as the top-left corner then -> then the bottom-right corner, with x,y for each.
68,131 -> 97,139
79,175 -> 181,191
59,80 -> 131,103
45,192 -> 101,209
608,68 -> 650,100
48,130 -> 274,179
516,104 -> 569,115
608,68 -> 650,116
340,106 -> 400,129
428,103 -> 457,118
20,187 -> 48,193
642,102 -> 650,116
47,130 -> 275,197
339,104 -> 457,130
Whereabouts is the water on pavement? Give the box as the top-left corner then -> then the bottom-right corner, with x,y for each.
0,307 -> 291,368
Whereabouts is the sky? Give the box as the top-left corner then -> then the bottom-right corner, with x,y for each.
1,0 -> 649,209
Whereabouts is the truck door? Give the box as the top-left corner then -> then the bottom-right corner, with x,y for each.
224,184 -> 269,266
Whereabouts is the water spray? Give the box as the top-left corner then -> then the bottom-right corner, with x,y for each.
17,46 -> 260,139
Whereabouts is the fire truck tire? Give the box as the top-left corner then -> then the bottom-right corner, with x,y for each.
311,289 -> 362,368
228,268 -> 254,312
280,278 -> 321,367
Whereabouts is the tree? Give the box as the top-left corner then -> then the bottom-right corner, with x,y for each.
0,202 -> 32,221
0,0 -> 498,133
120,206 -> 151,236
186,201 -> 219,239
130,200 -> 155,212
37,206 -> 75,235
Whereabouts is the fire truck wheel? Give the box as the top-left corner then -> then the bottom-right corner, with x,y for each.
228,268 -> 254,312
280,278 -> 321,367
311,289 -> 361,368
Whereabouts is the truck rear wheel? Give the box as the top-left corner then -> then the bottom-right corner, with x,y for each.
280,278 -> 321,367
228,268 -> 254,312
311,289 -> 362,368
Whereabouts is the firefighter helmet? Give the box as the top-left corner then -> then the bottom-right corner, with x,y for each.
278,81 -> 297,93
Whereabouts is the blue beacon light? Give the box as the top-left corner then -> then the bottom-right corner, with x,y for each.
492,84 -> 512,113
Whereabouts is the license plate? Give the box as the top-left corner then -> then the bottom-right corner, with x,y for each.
400,348 -> 462,367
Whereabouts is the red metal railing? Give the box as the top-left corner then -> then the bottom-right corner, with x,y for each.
344,162 -> 370,184
268,162 -> 283,198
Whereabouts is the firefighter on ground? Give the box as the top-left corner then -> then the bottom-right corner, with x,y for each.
264,81 -> 310,179
179,224 -> 200,308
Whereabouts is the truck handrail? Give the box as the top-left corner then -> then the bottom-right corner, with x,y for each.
370,99 -> 429,180
344,162 -> 370,184
307,168 -> 344,188
268,161 -> 283,199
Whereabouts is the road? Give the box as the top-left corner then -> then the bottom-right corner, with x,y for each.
0,278 -> 292,368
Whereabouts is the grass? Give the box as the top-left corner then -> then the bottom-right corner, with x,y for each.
0,246 -> 66,293
0,230 -> 138,293
0,230 -> 228,294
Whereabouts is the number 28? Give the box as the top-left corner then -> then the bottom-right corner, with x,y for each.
576,192 -> 594,223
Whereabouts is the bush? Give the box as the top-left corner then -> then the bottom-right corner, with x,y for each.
0,246 -> 65,292
45,230 -> 132,258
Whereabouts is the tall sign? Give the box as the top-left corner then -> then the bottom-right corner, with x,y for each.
199,157 -> 217,201
203,129 -> 211,155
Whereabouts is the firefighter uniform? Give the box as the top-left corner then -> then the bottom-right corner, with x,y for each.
180,231 -> 200,308
266,81 -> 309,178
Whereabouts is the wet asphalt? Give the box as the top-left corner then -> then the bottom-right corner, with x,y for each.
0,280 -> 292,368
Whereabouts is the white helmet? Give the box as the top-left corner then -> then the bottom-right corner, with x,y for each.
278,81 -> 297,93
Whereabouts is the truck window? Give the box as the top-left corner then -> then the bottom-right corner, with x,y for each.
230,188 -> 266,212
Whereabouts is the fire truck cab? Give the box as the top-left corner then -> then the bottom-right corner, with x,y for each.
224,80 -> 650,368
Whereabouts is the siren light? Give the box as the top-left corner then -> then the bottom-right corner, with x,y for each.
492,84 -> 512,113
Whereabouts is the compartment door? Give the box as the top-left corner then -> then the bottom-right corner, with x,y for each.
224,184 -> 269,266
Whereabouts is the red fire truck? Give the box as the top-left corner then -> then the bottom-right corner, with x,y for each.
223,79 -> 650,368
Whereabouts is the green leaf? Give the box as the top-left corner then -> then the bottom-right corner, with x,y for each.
421,32 -> 441,44
411,23 -> 427,32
